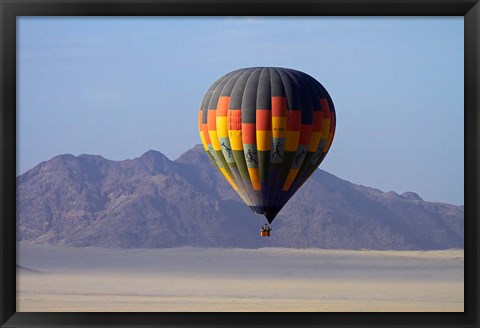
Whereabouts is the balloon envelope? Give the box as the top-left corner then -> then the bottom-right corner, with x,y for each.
198,67 -> 336,223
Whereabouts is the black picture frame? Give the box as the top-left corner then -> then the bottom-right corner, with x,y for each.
1,0 -> 478,327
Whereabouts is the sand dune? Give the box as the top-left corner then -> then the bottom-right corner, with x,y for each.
17,243 -> 464,312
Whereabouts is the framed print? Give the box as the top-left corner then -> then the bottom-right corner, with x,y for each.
1,0 -> 479,327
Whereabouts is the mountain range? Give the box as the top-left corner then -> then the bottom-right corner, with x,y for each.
16,145 -> 464,250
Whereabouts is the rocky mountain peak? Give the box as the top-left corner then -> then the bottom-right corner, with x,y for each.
175,144 -> 209,164
401,191 -> 423,201
138,150 -> 172,174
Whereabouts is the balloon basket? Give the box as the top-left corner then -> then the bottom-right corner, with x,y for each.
260,231 -> 270,237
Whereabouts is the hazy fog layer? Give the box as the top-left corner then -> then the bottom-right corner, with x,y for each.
17,243 -> 464,312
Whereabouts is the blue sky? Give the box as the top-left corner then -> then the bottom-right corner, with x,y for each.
17,17 -> 464,205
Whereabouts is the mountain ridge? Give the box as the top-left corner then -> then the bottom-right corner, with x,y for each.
16,145 -> 464,250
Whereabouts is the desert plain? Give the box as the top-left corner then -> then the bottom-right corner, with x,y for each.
17,243 -> 463,312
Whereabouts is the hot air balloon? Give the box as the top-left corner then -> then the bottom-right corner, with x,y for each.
198,67 -> 336,236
